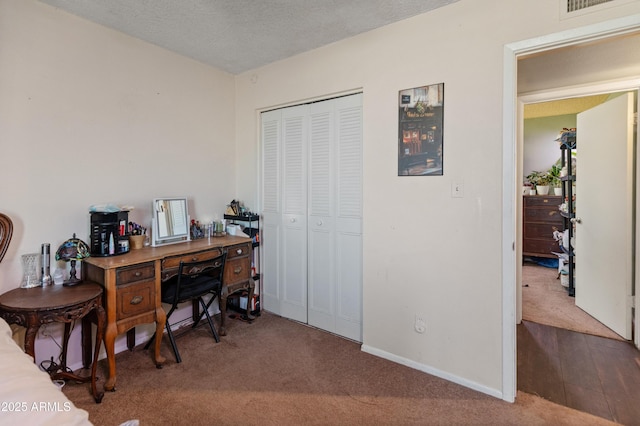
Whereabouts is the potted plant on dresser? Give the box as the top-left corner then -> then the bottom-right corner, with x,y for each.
525,170 -> 552,195
548,164 -> 563,196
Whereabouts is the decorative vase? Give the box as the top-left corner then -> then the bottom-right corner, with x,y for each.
21,253 -> 40,288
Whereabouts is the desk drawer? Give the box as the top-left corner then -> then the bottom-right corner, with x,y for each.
117,280 -> 155,320
523,207 -> 563,225
226,243 -> 251,260
116,262 -> 155,286
523,238 -> 560,257
162,248 -> 223,281
162,248 -> 223,270
524,195 -> 562,207
224,256 -> 250,286
524,222 -> 561,240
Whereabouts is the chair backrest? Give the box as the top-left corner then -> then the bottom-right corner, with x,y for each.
0,213 -> 13,263
163,252 -> 227,305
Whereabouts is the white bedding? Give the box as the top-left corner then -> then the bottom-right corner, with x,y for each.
0,317 -> 91,425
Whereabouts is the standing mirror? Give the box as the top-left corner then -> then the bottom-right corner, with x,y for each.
151,197 -> 190,247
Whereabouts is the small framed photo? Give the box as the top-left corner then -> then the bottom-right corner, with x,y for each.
398,83 -> 444,176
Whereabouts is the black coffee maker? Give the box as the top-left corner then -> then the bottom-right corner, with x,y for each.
90,211 -> 129,256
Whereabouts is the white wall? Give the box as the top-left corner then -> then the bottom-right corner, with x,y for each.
2,0 -> 640,401
0,0 -> 236,365
523,114 -> 577,180
518,32 -> 640,94
234,0 -> 640,398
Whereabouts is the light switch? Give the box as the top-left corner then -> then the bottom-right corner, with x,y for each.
451,180 -> 464,198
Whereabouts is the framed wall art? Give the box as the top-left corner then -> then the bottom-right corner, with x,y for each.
398,83 -> 444,176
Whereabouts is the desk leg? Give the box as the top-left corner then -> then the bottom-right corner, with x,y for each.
103,320 -> 118,391
245,284 -> 256,321
219,289 -> 228,336
127,328 -> 136,351
153,306 -> 166,368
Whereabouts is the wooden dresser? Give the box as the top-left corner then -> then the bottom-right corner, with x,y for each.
522,195 -> 562,259
82,236 -> 253,391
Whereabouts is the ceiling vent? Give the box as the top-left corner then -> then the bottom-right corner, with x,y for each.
566,0 -> 614,12
561,0 -> 637,18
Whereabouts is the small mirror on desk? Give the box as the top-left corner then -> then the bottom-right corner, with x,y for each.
151,197 -> 190,247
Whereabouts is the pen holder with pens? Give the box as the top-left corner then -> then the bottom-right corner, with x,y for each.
129,235 -> 146,250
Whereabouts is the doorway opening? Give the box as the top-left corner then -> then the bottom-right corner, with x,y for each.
501,11 -> 640,404
510,27 -> 640,422
520,91 -> 637,341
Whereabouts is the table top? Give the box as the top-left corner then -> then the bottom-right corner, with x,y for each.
0,282 -> 102,312
82,235 -> 251,270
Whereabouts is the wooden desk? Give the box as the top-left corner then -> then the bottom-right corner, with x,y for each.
82,235 -> 254,391
0,283 -> 106,403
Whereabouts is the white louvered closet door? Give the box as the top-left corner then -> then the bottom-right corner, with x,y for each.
261,109 -> 282,315
261,93 -> 362,341
307,94 -> 362,341
279,105 -> 309,322
262,104 -> 309,322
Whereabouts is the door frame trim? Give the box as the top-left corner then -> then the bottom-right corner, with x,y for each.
502,13 -> 640,403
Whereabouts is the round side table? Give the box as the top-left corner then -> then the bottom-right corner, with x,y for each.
0,282 -> 106,403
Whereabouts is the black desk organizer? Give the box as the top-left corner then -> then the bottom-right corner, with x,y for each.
90,211 -> 130,256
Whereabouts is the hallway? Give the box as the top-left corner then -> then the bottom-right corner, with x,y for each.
518,320 -> 640,425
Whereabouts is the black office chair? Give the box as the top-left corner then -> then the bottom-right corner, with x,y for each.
146,252 -> 226,363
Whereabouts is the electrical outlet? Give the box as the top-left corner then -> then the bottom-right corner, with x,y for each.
414,315 -> 426,334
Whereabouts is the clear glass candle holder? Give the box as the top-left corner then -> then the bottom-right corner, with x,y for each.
21,253 -> 40,288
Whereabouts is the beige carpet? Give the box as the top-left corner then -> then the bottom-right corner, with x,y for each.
522,263 -> 623,341
63,311 -> 617,426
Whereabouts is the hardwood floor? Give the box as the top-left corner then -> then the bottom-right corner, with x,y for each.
518,320 -> 640,425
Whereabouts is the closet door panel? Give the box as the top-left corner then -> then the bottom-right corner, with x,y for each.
261,110 -> 282,314
308,226 -> 334,330
334,94 -> 363,341
280,105 -> 308,322
308,105 -> 335,330
281,224 -> 307,321
336,97 -> 363,221
335,231 -> 362,341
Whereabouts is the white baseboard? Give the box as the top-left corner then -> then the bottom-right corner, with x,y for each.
360,344 -> 503,401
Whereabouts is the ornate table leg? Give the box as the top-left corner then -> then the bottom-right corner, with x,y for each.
51,314 -> 102,402
91,302 -> 105,403
23,315 -> 39,360
82,317 -> 92,369
61,322 -> 71,368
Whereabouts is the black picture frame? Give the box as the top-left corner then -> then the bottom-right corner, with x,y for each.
398,83 -> 444,176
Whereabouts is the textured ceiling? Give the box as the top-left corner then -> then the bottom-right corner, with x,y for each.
524,94 -> 611,119
39,0 -> 459,74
